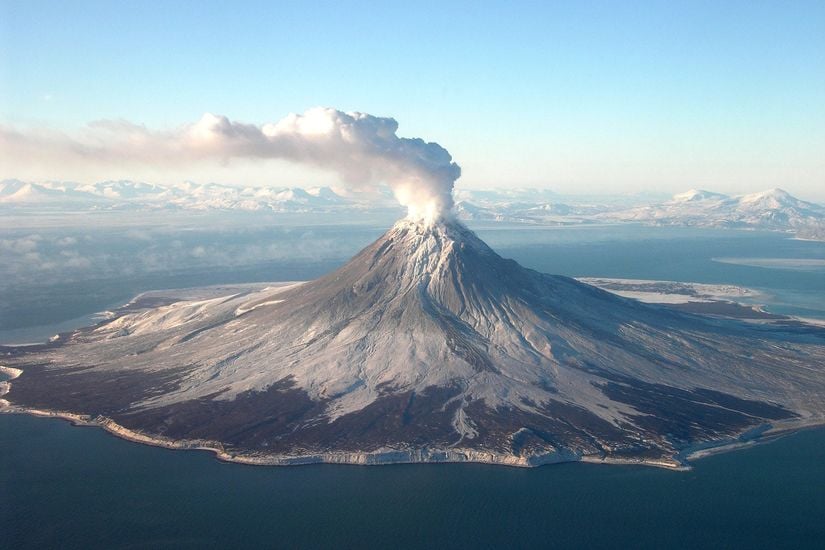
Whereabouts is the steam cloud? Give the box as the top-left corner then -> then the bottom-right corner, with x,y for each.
0,108 -> 461,223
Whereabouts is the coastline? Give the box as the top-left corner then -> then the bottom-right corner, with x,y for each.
0,399 -> 685,470
2,273 -> 822,473
1,365 -> 682,470
5,364 -> 820,472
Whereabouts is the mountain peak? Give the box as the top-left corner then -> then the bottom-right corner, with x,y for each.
389,216 -> 476,243
671,189 -> 728,202
739,188 -> 802,209
353,217 -> 500,292
742,187 -> 791,201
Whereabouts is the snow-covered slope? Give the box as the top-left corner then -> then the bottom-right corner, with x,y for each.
450,186 -> 825,237
4,180 -> 822,239
0,179 -> 362,212
0,181 -> 102,204
453,196 -> 606,224
5,218 -> 825,467
605,188 -> 825,235
670,189 -> 729,202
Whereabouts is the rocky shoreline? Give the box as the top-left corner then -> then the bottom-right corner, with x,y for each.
6,366 -> 817,472
1,363 -> 683,470
0,398 -> 683,470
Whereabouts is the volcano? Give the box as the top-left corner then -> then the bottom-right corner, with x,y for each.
3,218 -> 825,468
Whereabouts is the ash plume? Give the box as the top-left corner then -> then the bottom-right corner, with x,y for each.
0,108 -> 461,223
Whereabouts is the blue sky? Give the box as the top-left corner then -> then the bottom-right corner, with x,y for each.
2,0 -> 824,198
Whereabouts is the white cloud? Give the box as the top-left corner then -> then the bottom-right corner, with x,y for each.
0,234 -> 42,254
56,236 -> 78,247
0,108 -> 461,223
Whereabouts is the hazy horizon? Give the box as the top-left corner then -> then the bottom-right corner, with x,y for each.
2,176 -> 823,204
2,1 -> 824,200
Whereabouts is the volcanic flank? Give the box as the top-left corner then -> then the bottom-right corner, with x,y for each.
3,216 -> 825,468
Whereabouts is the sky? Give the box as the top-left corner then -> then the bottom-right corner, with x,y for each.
1,0 -> 824,199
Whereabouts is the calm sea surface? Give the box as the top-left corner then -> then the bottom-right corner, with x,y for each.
2,414 -> 824,549
1,223 -> 824,548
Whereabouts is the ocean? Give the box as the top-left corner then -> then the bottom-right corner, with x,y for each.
2,413 -> 824,549
1,222 -> 824,548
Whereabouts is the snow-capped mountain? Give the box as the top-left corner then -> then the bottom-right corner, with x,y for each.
605,188 -> 825,234
3,179 -> 823,239
0,179 -> 360,212
453,187 -> 562,206
452,189 -> 609,224
669,189 -> 730,202
5,217 -> 825,468
75,180 -> 168,200
0,180 -> 103,204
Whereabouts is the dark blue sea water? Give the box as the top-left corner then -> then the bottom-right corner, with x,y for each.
482,224 -> 825,319
1,222 -> 824,548
1,413 -> 824,549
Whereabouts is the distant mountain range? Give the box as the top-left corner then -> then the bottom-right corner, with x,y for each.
453,187 -> 825,240
0,179 -> 385,213
601,188 -> 825,233
2,179 -> 824,240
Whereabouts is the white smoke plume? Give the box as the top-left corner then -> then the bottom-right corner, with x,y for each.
0,108 -> 461,223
